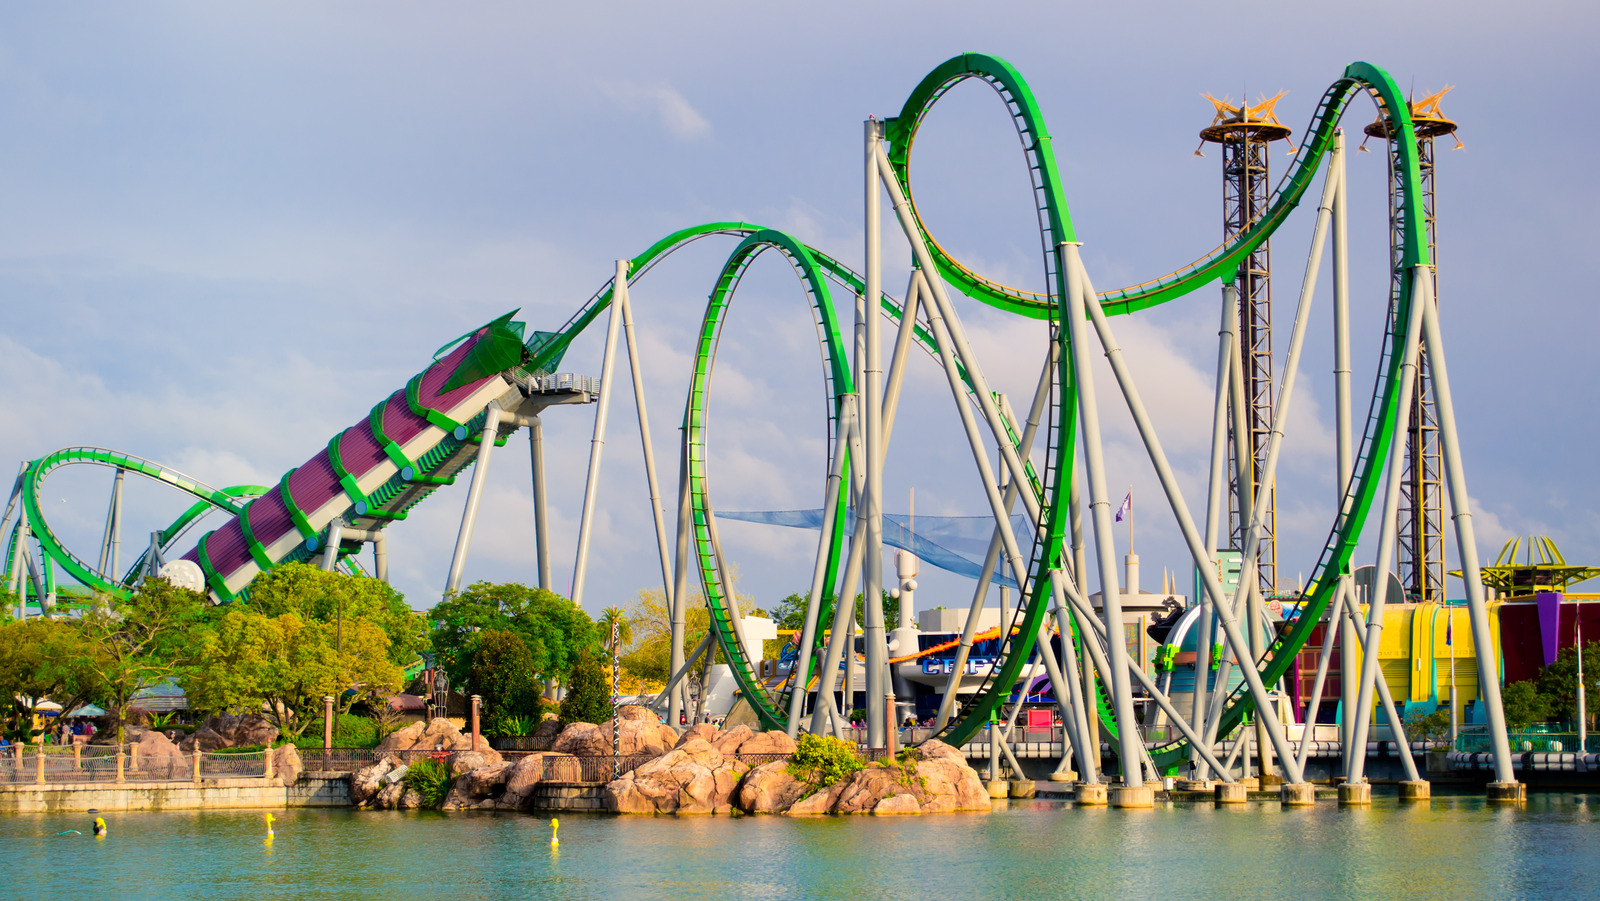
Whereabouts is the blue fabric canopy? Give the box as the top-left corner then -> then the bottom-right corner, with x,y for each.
717,509 -> 1037,589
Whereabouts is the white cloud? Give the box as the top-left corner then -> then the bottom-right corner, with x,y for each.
602,82 -> 711,141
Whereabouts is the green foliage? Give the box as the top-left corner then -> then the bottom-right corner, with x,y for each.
1404,707 -> 1452,743
243,563 -> 428,667
147,712 -> 178,730
184,607 -> 400,739
485,714 -> 534,738
467,629 -> 542,727
559,650 -> 614,726
79,578 -> 212,743
403,757 -> 452,809
878,746 -> 928,791
1533,641 -> 1600,725
429,582 -> 598,690
786,733 -> 865,788
287,713 -> 384,750
771,593 -> 806,632
0,615 -> 104,738
1500,680 -> 1551,730
599,606 -> 632,657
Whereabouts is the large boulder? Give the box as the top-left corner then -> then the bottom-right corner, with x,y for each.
831,765 -> 908,815
783,782 -> 845,816
736,760 -> 808,814
910,740 -> 989,813
737,730 -> 798,757
758,739 -> 987,816
675,723 -> 719,748
134,730 -> 187,779
274,744 -> 304,785
377,718 -> 494,755
199,714 -> 280,747
529,717 -> 562,749
349,755 -> 403,806
711,724 -> 754,755
552,717 -> 671,758
873,793 -> 922,815
552,723 -> 607,756
446,748 -> 505,778
604,738 -> 750,815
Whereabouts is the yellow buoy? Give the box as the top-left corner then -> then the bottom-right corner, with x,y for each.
93,817 -> 107,838
550,817 -> 559,848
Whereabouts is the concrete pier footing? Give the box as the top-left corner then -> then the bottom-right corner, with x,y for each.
1338,782 -> 1372,805
1398,780 -> 1431,801
1048,771 -> 1077,783
986,780 -> 1009,799
1075,783 -> 1108,806
1215,782 -> 1248,804
1486,782 -> 1527,804
1008,780 -> 1036,799
1280,782 -> 1316,806
1109,785 -> 1155,808
1176,779 -> 1212,792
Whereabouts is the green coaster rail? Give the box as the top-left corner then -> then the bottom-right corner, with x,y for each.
7,55 -> 1431,762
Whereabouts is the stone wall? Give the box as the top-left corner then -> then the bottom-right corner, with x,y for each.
0,775 -> 351,813
528,783 -> 608,812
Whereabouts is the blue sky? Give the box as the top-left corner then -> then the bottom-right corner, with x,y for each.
2,1 -> 1596,617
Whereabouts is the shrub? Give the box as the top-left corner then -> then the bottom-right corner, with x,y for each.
1404,708 -> 1452,744
485,714 -> 534,738
786,733 -> 864,788
560,650 -> 614,726
288,713 -> 383,750
1501,680 -> 1551,730
469,630 -> 543,727
403,757 -> 451,809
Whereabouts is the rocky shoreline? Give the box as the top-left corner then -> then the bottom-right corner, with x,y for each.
349,707 -> 990,816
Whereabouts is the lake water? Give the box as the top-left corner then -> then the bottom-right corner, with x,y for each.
4,792 -> 1599,899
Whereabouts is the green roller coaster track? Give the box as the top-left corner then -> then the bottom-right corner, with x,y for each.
8,54 -> 1429,768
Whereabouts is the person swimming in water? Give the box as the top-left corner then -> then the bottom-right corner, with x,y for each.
92,817 -> 107,837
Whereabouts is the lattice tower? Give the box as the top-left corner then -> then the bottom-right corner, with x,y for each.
1200,93 -> 1292,595
1365,87 -> 1459,605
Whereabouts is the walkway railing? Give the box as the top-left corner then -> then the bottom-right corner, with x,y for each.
1456,725 -> 1590,754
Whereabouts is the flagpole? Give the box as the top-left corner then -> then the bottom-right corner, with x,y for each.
1448,605 -> 1458,743
1578,618 -> 1586,754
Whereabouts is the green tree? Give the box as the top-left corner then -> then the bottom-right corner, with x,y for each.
78,578 -> 213,743
1499,679 -> 1551,730
559,649 -> 614,726
1534,641 -> 1600,726
429,582 -> 598,690
185,608 -> 401,739
599,606 -> 632,658
0,617 -> 103,739
243,563 -> 427,667
467,629 -> 542,732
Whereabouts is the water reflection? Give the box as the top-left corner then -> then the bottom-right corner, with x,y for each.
3,794 -> 1598,900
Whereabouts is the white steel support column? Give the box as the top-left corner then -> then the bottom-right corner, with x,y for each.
107,468 -> 125,584
1061,243 -> 1143,786
668,431 -> 693,726
934,344 -> 1054,729
620,290 -> 676,619
1074,249 -> 1304,784
786,396 -> 858,735
445,402 -> 504,595
861,118 -> 888,749
529,417 -> 551,591
1419,276 -> 1517,784
571,260 -> 629,608
1193,286 -> 1238,776
1346,266 -> 1429,785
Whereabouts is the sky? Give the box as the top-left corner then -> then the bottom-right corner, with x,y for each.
2,1 -> 1596,622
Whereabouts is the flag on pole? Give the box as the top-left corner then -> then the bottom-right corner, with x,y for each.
1114,491 -> 1131,523
1445,616 -> 1452,646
